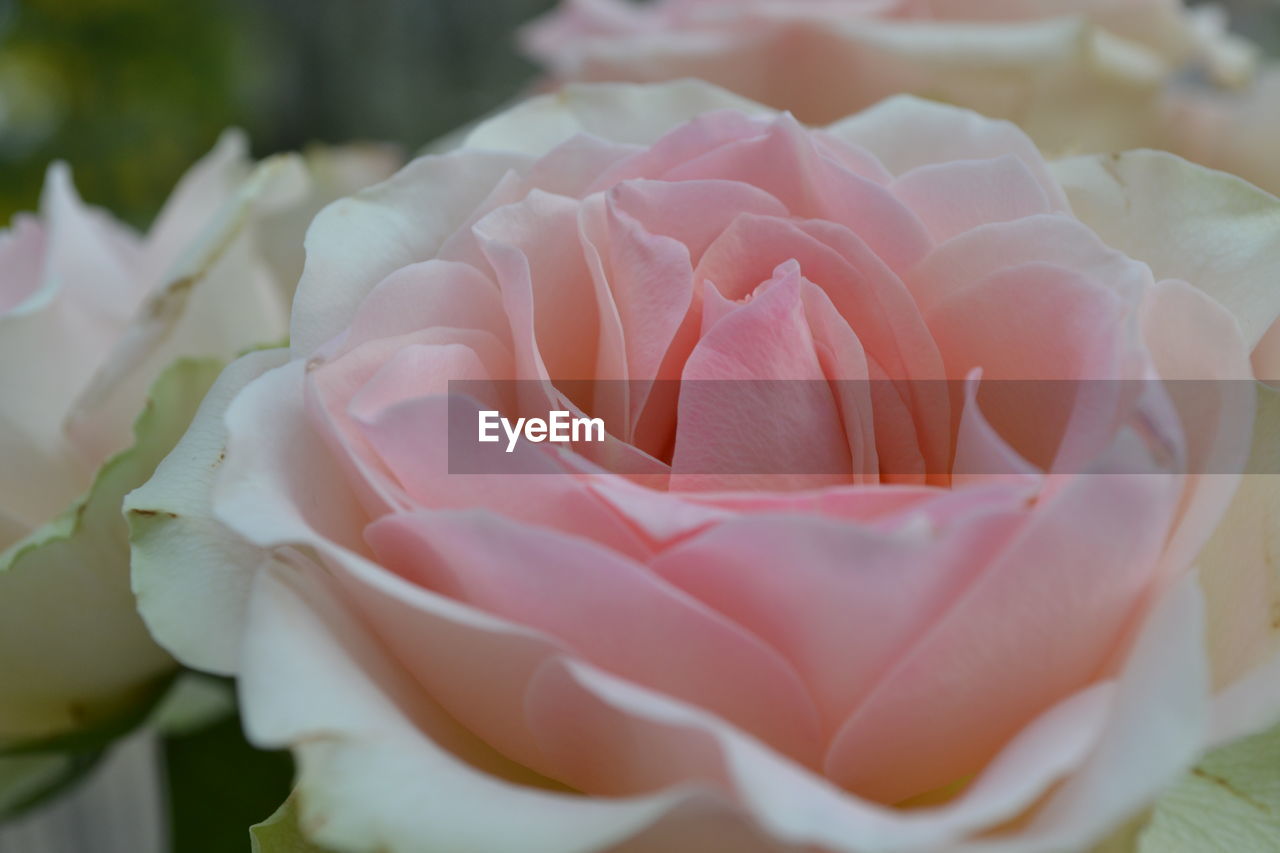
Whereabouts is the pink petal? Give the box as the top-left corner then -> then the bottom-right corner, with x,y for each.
891,155 -> 1055,244
338,260 -> 511,357
672,262 -> 851,491
824,471 -> 1180,802
661,115 -> 931,271
365,509 -> 824,766
475,189 -> 599,384
650,503 -> 1023,734
907,214 -> 1153,311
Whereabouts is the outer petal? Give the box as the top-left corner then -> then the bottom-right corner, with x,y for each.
1195,383 -> 1280,744
1138,280 -> 1254,582
65,154 -> 300,466
825,468 -> 1180,802
289,149 -> 532,356
891,155 -> 1056,244
826,95 -> 1069,210
0,167 -> 144,526
0,359 -> 221,741
239,560 -> 737,853
0,215 -> 47,318
1051,150 -> 1280,353
1130,720 -> 1280,853
954,574 -> 1212,852
126,348 -> 292,676
463,80 -> 771,157
140,128 -> 253,285
253,143 -> 404,300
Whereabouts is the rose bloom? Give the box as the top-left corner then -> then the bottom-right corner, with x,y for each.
0,133 -> 397,754
521,0 -> 1255,158
132,82 -> 1280,852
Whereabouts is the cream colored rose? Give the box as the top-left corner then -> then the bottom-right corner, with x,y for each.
0,133 -> 397,798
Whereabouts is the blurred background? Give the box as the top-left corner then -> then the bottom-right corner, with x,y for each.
0,0 -> 558,224
1,0 -> 1278,224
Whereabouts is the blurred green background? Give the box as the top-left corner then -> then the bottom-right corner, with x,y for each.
0,0 -> 557,224
0,0 -> 1277,225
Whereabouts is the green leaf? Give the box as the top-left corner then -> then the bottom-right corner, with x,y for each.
1133,719 -> 1280,852
251,796 -> 334,853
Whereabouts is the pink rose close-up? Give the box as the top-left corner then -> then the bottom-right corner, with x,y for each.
130,81 -> 1280,853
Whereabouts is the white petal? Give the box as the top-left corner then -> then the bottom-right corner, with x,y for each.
140,128 -> 253,284
240,563 -> 715,853
0,359 -> 221,740
127,348 -> 291,676
1052,150 -> 1280,351
826,95 -> 1068,209
463,80 -> 771,156
64,155 -> 300,465
288,149 -> 532,356
1197,383 -> 1280,746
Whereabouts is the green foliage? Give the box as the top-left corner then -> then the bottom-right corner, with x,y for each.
167,710 -> 295,853
0,0 -> 252,223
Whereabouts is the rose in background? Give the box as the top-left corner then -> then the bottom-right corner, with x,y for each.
131,81 -> 1280,852
1163,64 -> 1280,195
0,132 -> 398,816
522,0 -> 1256,159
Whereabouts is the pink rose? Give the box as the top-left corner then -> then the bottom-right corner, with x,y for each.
133,82 -> 1280,852
522,0 -> 1255,158
0,133 -> 397,745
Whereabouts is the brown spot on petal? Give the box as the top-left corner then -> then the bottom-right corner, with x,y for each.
1192,767 -> 1271,813
132,509 -> 178,519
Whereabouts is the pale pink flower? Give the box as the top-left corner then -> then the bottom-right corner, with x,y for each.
132,83 -> 1280,853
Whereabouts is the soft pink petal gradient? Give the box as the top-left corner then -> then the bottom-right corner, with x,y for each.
134,84 -> 1280,853
366,510 -> 824,767
673,263 -> 851,491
